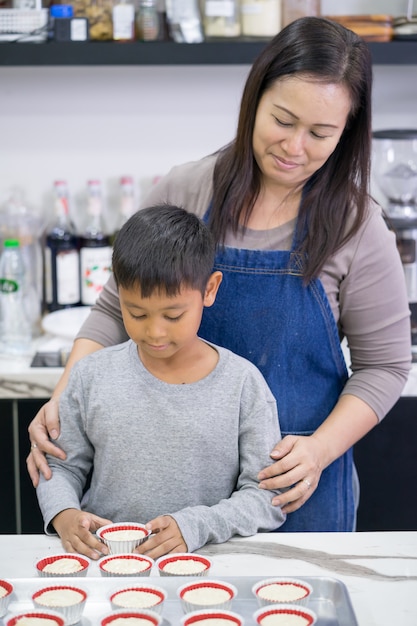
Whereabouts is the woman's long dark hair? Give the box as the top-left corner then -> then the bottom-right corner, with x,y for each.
209,16 -> 373,282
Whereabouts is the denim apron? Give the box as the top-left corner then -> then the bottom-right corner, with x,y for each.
199,211 -> 354,532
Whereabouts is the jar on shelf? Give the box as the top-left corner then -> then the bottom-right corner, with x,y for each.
240,0 -> 281,38
282,0 -> 320,28
136,0 -> 160,41
71,0 -> 114,40
203,0 -> 241,38
113,0 -> 135,41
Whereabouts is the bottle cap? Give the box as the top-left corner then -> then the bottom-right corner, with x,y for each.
50,4 -> 74,18
4,239 -> 20,248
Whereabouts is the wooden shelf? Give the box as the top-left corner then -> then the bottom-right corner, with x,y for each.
0,39 -> 416,66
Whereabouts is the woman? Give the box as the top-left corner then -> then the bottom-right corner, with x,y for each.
28,17 -> 411,532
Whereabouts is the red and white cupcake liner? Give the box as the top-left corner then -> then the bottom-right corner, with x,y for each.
156,553 -> 212,577
97,523 -> 151,554
181,608 -> 244,626
252,578 -> 313,607
99,553 -> 154,577
178,579 -> 238,613
0,579 -> 14,618
110,584 -> 167,614
6,610 -> 66,626
253,603 -> 317,626
35,553 -> 90,577
32,584 -> 87,625
100,608 -> 162,625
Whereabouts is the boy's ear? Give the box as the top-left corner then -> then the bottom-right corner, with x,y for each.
203,271 -> 223,307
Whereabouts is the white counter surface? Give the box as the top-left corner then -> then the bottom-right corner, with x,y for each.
0,532 -> 416,625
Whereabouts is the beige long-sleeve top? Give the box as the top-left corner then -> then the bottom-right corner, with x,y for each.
78,154 -> 411,421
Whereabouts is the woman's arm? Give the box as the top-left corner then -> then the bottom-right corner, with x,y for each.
27,338 -> 104,486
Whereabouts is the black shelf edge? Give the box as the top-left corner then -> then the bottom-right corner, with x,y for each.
0,39 -> 416,67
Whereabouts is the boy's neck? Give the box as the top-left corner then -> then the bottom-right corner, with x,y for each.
137,339 -> 219,385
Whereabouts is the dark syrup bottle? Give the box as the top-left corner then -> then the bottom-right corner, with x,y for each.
44,180 -> 81,312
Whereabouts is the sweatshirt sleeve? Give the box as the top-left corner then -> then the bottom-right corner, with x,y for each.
169,370 -> 286,552
36,367 -> 95,533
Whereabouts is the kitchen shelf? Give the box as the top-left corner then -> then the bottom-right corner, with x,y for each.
0,39 -> 417,66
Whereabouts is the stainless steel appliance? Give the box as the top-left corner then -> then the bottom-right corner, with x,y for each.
372,128 -> 417,352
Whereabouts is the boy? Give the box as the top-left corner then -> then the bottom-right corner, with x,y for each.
36,204 -> 285,560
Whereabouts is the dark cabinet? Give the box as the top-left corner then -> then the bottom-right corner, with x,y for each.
354,397 -> 417,531
0,401 -> 17,533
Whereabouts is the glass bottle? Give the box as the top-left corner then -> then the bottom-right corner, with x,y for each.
0,239 -> 32,355
44,180 -> 81,313
79,180 -> 113,306
136,0 -> 160,41
112,176 -> 136,244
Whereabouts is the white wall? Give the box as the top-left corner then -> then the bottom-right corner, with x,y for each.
0,0 -> 415,228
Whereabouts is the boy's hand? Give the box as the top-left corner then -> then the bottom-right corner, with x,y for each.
135,515 -> 187,559
52,509 -> 112,560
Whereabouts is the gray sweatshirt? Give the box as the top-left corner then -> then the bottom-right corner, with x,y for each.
36,340 -> 285,552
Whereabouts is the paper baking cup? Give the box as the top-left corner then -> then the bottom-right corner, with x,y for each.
6,610 -> 66,626
252,578 -> 313,607
97,523 -> 151,554
32,584 -> 87,625
0,579 -> 13,617
178,580 -> 238,613
254,604 -> 317,626
100,608 -> 162,626
99,553 -> 154,577
156,553 -> 212,577
35,553 -> 90,577
110,584 -> 167,614
181,609 -> 244,626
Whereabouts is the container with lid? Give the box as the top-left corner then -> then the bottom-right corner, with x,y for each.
241,0 -> 281,38
203,0 -> 240,38
282,0 -> 320,28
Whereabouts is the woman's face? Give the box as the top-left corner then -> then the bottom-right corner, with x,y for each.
252,75 -> 352,191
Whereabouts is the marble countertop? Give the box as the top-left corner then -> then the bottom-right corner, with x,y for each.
1,334 -> 417,399
0,532 -> 416,625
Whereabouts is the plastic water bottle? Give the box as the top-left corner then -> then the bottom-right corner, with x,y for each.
0,239 -> 32,355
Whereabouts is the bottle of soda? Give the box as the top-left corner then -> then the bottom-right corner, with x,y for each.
44,180 -> 81,312
0,239 -> 32,354
79,180 -> 113,306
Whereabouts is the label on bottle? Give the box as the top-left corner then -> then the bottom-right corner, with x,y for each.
45,247 -> 81,306
80,246 -> 112,305
0,278 -> 19,293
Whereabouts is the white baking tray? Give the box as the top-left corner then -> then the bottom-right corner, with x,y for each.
3,576 -> 358,626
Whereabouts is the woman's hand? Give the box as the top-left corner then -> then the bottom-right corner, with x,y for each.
258,435 -> 324,514
26,398 -> 65,487
135,515 -> 187,559
26,338 -> 106,488
52,509 -> 112,560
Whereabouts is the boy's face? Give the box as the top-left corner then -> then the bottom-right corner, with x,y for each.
119,274 -> 221,365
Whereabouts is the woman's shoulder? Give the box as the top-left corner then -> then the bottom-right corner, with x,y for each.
141,153 -> 218,218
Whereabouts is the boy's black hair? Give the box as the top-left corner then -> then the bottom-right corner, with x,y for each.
112,204 -> 216,297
